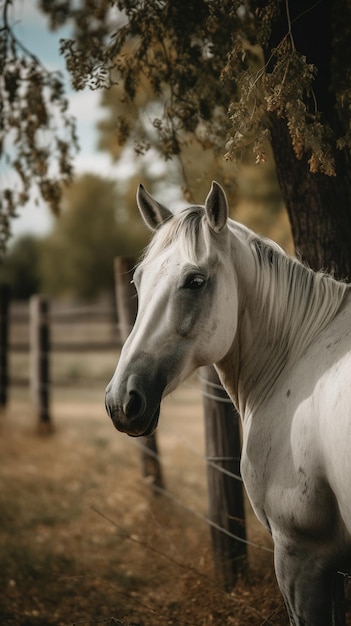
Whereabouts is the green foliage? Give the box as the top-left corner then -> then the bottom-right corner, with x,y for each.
58,0 -> 240,157
2,0 -> 351,251
43,0 -> 351,175
0,234 -> 42,299
40,173 -> 147,300
224,3 -> 341,176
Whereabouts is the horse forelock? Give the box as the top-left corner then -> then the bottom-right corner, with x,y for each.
139,205 -> 215,268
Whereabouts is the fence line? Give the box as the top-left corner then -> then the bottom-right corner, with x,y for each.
5,302 -> 142,356
124,433 -> 273,554
162,418 -> 243,483
0,285 -> 10,407
30,295 -> 51,429
5,351 -> 245,482
9,342 -> 120,354
3,348 -> 274,568
2,287 -> 250,586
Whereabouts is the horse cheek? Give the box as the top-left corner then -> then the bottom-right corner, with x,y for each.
205,289 -> 238,364
174,293 -> 202,338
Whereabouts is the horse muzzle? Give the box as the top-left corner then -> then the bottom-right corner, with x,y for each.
105,371 -> 162,437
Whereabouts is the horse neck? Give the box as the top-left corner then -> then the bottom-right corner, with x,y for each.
217,231 -> 349,419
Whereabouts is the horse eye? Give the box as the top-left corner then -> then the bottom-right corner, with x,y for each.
183,274 -> 206,290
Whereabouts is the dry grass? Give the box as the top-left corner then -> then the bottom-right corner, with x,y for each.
0,378 -> 290,626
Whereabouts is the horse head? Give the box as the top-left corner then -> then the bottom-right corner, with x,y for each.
105,181 -> 238,436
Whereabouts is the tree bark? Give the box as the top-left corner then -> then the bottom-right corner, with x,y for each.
270,117 -> 351,279
265,3 -> 350,620
266,0 -> 351,279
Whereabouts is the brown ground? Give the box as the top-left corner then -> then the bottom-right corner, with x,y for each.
0,381 -> 349,626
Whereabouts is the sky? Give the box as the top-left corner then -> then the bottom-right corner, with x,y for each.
6,1 -> 172,241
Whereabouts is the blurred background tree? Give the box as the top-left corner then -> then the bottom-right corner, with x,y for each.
0,235 -> 42,299
1,0 -> 350,278
97,64 -> 288,244
0,171 -> 156,301
41,0 -> 351,278
39,173 -> 149,300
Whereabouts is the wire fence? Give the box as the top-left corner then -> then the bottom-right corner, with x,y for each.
1,293 -> 274,587
113,408 -> 272,557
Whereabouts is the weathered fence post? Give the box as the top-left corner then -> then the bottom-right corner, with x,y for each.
201,365 -> 247,588
30,294 -> 53,432
0,284 -> 10,410
114,257 -> 164,488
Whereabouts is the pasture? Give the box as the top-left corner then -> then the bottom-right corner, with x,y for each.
0,303 -> 349,625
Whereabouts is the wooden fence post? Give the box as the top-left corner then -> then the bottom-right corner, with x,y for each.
30,295 -> 53,432
114,257 -> 164,488
201,365 -> 247,588
0,284 -> 10,410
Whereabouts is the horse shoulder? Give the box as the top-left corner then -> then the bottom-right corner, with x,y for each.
241,301 -> 351,545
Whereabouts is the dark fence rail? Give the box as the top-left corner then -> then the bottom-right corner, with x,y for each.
1,291 -> 121,391
10,341 -> 120,353
0,284 -> 10,407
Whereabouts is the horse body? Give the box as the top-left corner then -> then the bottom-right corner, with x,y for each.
237,306 -> 351,624
105,181 -> 351,625
222,287 -> 351,534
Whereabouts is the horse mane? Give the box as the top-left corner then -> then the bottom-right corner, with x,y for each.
232,223 -> 350,411
250,232 -> 348,358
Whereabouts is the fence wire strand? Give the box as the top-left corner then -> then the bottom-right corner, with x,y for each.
5,300 -> 275,558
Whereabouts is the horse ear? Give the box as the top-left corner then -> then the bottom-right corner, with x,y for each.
204,181 -> 228,233
137,184 -> 173,231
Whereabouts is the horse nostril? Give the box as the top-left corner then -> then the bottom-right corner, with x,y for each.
124,389 -> 146,420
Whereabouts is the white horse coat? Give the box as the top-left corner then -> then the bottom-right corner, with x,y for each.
106,181 -> 351,625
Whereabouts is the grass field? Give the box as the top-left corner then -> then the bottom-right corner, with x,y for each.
0,369 -> 290,626
2,306 -> 349,625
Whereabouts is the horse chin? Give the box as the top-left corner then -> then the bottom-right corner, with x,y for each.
128,405 -> 160,438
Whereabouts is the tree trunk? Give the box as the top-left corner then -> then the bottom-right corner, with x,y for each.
266,0 -> 351,279
265,3 -> 351,621
270,117 -> 351,279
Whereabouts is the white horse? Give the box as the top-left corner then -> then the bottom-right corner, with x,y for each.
105,181 -> 351,626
